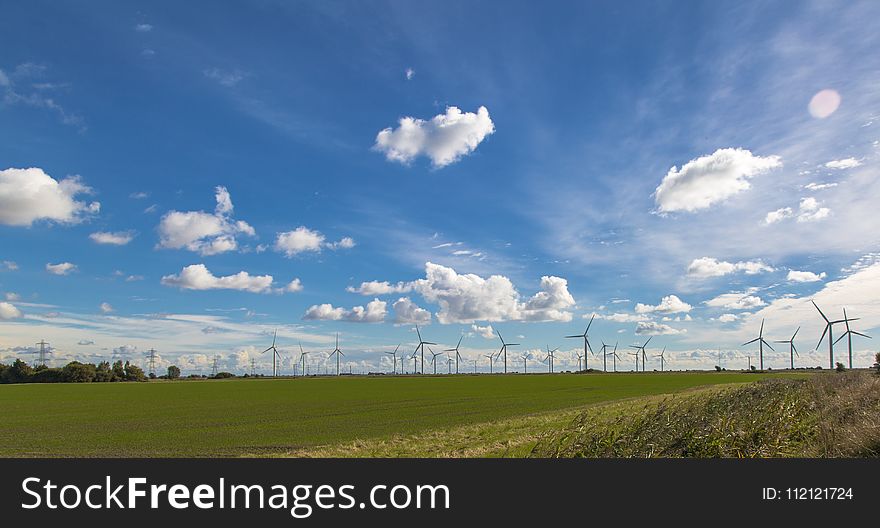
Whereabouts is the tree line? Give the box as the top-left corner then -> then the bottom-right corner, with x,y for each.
0,359 -> 187,384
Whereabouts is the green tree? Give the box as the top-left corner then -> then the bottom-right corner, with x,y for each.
62,361 -> 97,382
5,359 -> 34,383
124,361 -> 146,382
167,365 -> 181,379
835,362 -> 846,372
111,360 -> 126,381
94,361 -> 113,382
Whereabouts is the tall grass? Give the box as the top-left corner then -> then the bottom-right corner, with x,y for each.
531,371 -> 880,458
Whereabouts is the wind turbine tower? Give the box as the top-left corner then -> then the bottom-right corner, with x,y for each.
496,332 -> 519,374
413,326 -> 436,375
328,333 -> 345,376
445,336 -> 465,374
261,330 -> 282,377
774,327 -> 800,370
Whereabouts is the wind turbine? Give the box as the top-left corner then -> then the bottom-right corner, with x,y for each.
410,349 -> 418,374
328,333 -> 344,376
413,326 -> 436,375
654,346 -> 667,372
565,315 -> 595,371
429,347 -> 443,374
742,319 -> 773,370
629,336 -> 652,372
261,329 -> 282,377
298,342 -> 311,377
628,349 -> 639,371
496,331 -> 519,374
384,344 -> 401,375
599,341 -> 612,372
444,336 -> 465,374
774,327 -> 800,370
543,345 -> 559,373
833,308 -> 871,369
484,353 -> 496,374
520,352 -> 531,374
574,350 -> 584,372
610,342 -> 620,372
813,300 -> 852,370
446,355 -> 454,374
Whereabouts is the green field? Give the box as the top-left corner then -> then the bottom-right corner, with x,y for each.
0,371 -> 809,457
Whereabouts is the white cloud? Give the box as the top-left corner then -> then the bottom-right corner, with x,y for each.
203,68 -> 246,87
796,197 -> 831,222
100,302 -> 114,314
410,263 -> 575,323
303,299 -> 387,323
158,187 -> 255,256
46,262 -> 76,275
0,168 -> 100,226
764,207 -> 794,224
705,292 -> 766,310
599,312 -> 650,323
470,324 -> 496,339
1,261 -> 18,271
161,264 -> 275,293
134,23 -> 153,32
405,68 -> 415,80
787,270 -> 826,283
5,292 -> 20,301
824,158 -> 862,170
129,191 -> 150,199
717,313 -> 738,323
89,231 -> 135,245
392,297 -> 431,324
634,294 -> 692,314
686,257 -> 774,278
274,227 -> 354,257
635,321 -> 686,335
284,279 -> 303,293
653,148 -> 782,213
804,182 -> 838,191
0,302 -> 22,320
346,280 -> 413,296
374,106 -> 495,168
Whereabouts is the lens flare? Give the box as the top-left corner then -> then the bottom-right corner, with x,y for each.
808,89 -> 841,118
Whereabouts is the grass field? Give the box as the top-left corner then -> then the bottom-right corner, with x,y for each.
0,371 -> 810,457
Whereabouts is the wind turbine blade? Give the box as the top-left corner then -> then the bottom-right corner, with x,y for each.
792,326 -> 800,340
564,335 -> 581,339
761,339 -> 774,351
817,324 -> 829,349
644,336 -> 653,347
742,338 -> 760,346
852,331 -> 871,339
759,319 -> 764,336
585,314 -> 595,333
497,331 -> 505,345
812,300 -> 829,323
394,344 -> 400,353
262,347 -> 273,354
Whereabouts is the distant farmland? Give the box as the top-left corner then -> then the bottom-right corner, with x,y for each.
0,371 -> 810,457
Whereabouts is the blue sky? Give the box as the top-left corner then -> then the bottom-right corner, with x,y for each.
2,0 -> 879,374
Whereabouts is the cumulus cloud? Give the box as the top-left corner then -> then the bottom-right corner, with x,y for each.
598,312 -> 650,323
653,148 -> 782,213
99,302 -> 114,314
5,292 -> 20,301
158,187 -> 255,256
134,23 -> 153,32
634,295 -> 692,314
274,227 -> 354,257
46,262 -> 76,275
717,313 -> 738,323
392,297 -> 431,325
824,158 -> 862,170
77,339 -> 95,346
0,302 -> 22,320
411,263 -> 576,323
374,106 -> 495,168
705,291 -> 766,310
635,321 -> 686,335
686,257 -> 774,278
796,197 -> 831,222
1,261 -> 18,271
90,231 -> 135,245
471,324 -> 496,339
0,168 -> 100,226
284,279 -> 303,293
303,299 -> 387,323
405,68 -> 415,80
347,280 -> 413,296
787,270 -> 826,283
161,264 -> 276,293
764,207 -> 794,224
803,182 -> 838,191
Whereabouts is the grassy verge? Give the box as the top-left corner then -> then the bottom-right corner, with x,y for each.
530,371 -> 880,458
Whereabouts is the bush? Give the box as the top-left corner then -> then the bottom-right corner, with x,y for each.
213,372 -> 235,379
836,362 -> 846,373
167,365 -> 181,379
31,368 -> 65,383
